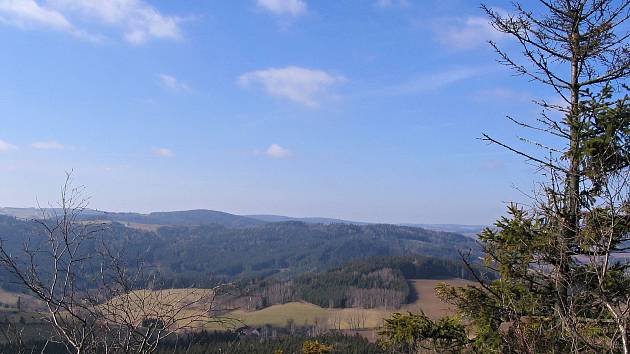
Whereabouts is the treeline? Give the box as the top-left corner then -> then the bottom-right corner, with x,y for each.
294,264 -> 408,308
0,331 -> 384,354
237,255 -> 482,309
155,332 -> 384,354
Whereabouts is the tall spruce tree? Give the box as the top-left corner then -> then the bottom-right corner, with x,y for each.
434,1 -> 629,353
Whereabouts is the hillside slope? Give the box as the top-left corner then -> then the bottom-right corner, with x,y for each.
0,215 -> 479,289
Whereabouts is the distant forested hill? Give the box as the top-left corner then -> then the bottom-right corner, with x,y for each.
85,209 -> 265,228
0,215 -> 479,289
0,208 -> 265,228
146,222 -> 479,284
245,214 -> 370,225
0,208 -> 486,237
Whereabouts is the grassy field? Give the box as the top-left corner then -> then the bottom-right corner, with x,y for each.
0,278 -> 475,335
0,288 -> 22,308
84,279 -> 478,331
231,302 -> 328,327
0,288 -> 43,312
227,302 -> 389,330
401,279 -> 475,319
223,279 -> 475,331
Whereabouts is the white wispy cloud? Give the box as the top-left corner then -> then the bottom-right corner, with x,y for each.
390,67 -> 482,95
264,144 -> 291,158
238,66 -> 345,107
434,16 -> 508,50
0,0 -> 84,35
153,147 -> 174,157
0,0 -> 182,44
31,140 -> 64,150
158,74 -> 190,92
50,0 -> 182,44
473,88 -> 532,102
256,0 -> 306,16
481,159 -> 505,171
0,139 -> 17,153
375,0 -> 409,8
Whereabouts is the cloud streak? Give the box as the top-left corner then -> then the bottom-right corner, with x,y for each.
238,66 -> 345,107
256,0 -> 306,17
434,16 -> 508,50
388,67 -> 482,95
264,144 -> 291,158
0,139 -> 17,152
153,147 -> 174,158
158,74 -> 190,92
374,0 -> 409,8
472,88 -> 533,103
31,140 -> 64,150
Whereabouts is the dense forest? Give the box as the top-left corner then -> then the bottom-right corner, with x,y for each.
238,255 -> 481,309
0,214 -> 479,291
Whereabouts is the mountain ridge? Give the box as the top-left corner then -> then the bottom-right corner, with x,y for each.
0,207 -> 485,235
0,214 -> 480,289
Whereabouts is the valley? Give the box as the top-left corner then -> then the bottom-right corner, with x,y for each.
0,208 -> 482,351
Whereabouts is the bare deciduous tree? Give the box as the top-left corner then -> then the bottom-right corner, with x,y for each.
0,173 -> 233,353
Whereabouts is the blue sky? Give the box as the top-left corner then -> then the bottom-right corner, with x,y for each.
0,0 -> 557,224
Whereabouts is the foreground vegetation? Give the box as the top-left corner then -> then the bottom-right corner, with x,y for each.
0,331 -> 384,354
379,0 -> 630,352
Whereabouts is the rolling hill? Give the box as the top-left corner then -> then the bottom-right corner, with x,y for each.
0,214 -> 480,289
0,208 -> 485,237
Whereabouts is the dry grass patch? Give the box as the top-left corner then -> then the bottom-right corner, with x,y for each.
231,302 -> 328,328
401,279 -> 476,319
0,289 -> 43,312
101,287 -> 231,332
